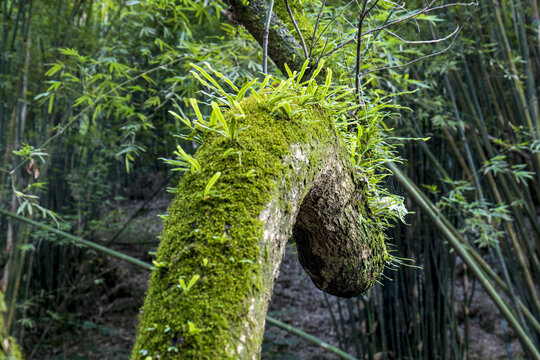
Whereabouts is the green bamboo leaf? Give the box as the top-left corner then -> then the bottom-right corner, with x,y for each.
272,102 -> 292,118
174,145 -> 201,173
190,63 -> 234,103
74,95 -> 92,107
325,68 -> 333,87
251,90 -> 263,104
178,278 -> 186,289
48,94 -> 54,114
186,275 -> 200,290
267,93 -> 296,108
45,61 -> 64,77
230,100 -> 245,119
204,63 -> 239,92
194,122 -> 227,138
259,75 -> 272,92
272,79 -> 291,97
309,59 -> 325,82
284,63 -> 294,78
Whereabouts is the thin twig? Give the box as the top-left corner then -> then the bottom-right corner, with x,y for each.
339,32 -> 355,89
326,0 -> 476,57
262,0 -> 275,74
383,25 -> 460,44
355,0 -> 379,98
354,0 -> 369,98
312,0 -> 355,55
266,316 -> 358,360
335,0 -> 439,55
359,28 -> 460,75
284,0 -> 309,59
319,34 -> 332,59
309,0 -> 327,58
0,208 -> 154,270
106,173 -> 174,246
359,1 -> 400,59
418,1 -> 478,13
363,0 -> 459,36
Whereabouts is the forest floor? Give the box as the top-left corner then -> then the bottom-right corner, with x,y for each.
30,184 -> 523,359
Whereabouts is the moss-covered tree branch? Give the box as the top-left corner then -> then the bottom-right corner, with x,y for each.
131,85 -> 388,358
132,3 -> 392,357
225,0 -> 309,76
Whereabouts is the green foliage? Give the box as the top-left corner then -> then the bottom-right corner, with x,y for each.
203,172 -> 222,198
161,145 -> 202,173
437,179 -> 512,248
133,58 -> 392,356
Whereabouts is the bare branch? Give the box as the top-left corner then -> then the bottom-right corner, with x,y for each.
362,0 -> 477,34
312,0 -> 356,56
359,27 -> 460,76
355,0 -> 370,98
383,25 -> 460,44
355,0 -> 379,99
284,0 -> 309,59
358,1 -> 401,59
226,0 -> 319,79
364,0 -> 433,34
309,0 -> 327,58
419,1 -> 478,13
339,32 -> 355,89
263,0 -> 276,74
325,0 -> 476,57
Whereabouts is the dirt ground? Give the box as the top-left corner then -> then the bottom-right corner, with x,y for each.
30,193 -> 525,359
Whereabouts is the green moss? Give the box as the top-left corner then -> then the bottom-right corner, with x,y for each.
131,96 -> 336,359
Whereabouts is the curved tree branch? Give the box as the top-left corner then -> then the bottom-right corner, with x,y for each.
131,94 -> 386,358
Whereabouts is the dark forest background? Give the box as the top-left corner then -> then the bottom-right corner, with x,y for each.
0,0 -> 539,358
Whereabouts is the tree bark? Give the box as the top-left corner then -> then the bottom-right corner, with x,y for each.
225,0 -> 307,77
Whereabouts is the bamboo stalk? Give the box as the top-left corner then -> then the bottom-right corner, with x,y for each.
492,0 -> 540,178
409,123 -> 532,332
266,316 -> 358,360
450,73 -> 540,313
441,126 -> 473,181
324,292 -> 344,349
347,298 -> 361,357
0,208 -> 153,270
399,159 -> 540,334
387,162 -> 540,359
